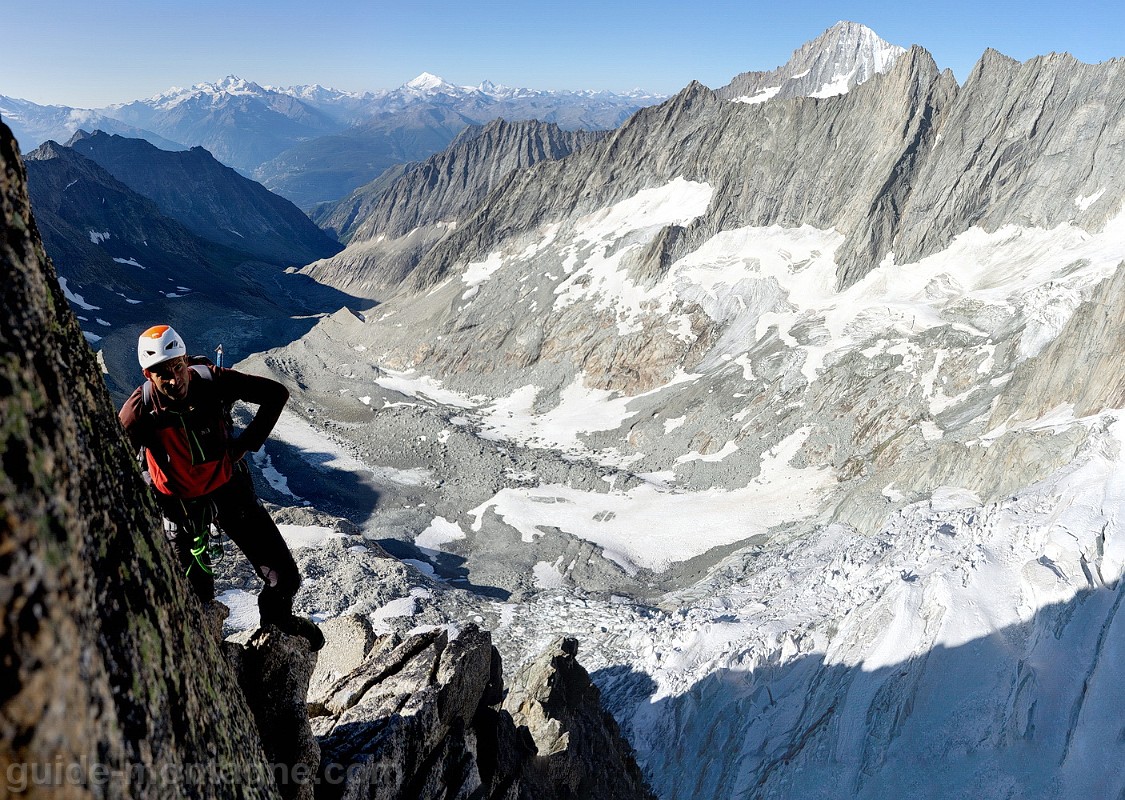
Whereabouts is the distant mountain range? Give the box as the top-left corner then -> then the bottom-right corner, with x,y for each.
2,74 -> 665,209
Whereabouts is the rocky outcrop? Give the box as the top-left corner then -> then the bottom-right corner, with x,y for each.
503,638 -> 656,800
228,628 -> 322,800
68,131 -> 343,266
311,625 -> 655,800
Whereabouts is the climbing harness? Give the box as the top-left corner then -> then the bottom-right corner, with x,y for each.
169,498 -> 226,577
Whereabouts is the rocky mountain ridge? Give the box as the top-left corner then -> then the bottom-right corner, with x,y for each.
377,41 -> 1124,302
67,130 -> 341,266
20,137 -> 359,396
305,119 -> 605,296
297,21 -> 920,294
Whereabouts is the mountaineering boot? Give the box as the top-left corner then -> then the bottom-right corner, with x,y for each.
274,614 -> 326,651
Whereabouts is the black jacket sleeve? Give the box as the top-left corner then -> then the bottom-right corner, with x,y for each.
218,369 -> 289,454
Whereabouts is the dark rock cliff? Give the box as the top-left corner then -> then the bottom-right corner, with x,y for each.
1,119 -> 277,798
23,140 -> 223,282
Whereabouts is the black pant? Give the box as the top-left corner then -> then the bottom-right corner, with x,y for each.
155,461 -> 300,625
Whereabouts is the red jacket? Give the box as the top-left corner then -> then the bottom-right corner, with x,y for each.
119,366 -> 289,499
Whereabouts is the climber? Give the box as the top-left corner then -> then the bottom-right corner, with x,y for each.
118,324 -> 324,651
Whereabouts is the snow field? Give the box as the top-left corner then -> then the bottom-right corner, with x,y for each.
467,426 -> 831,573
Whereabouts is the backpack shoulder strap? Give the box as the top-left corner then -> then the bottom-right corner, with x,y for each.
186,359 -> 234,437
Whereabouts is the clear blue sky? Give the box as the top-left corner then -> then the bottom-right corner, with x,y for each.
4,0 -> 1123,107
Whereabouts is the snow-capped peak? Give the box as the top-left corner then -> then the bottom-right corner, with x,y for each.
405,72 -> 454,92
140,75 -> 271,109
724,20 -> 905,105
186,75 -> 267,97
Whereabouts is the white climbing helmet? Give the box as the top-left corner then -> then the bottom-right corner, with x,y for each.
137,324 -> 187,370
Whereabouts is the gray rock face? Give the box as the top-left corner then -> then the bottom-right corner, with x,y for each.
327,119 -> 603,244
305,119 -> 603,297
312,626 -> 507,798
888,49 -> 1125,266
715,21 -> 905,103
321,48 -> 950,402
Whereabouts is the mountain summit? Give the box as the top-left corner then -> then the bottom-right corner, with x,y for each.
717,20 -> 906,103
404,72 -> 456,93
